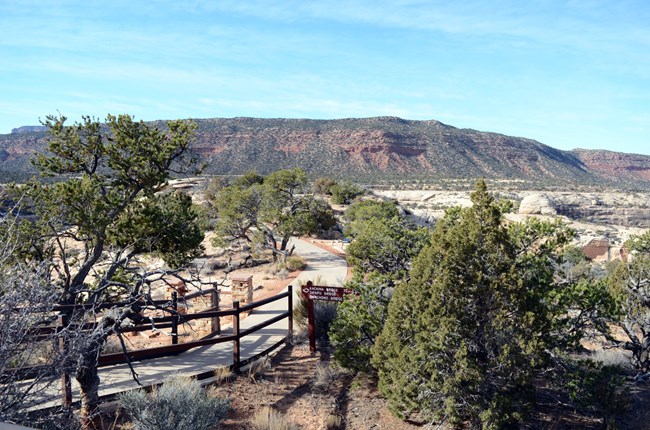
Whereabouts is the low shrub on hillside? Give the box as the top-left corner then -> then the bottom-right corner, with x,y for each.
285,256 -> 306,271
119,374 -> 230,430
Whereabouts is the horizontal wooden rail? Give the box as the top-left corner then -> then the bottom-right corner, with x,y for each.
179,308 -> 237,321
53,299 -> 170,312
97,289 -> 291,367
52,288 -> 217,313
239,290 -> 289,312
239,311 -> 290,338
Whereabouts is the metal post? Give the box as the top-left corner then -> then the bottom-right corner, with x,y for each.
232,300 -> 240,371
58,315 -> 72,408
211,289 -> 220,335
171,292 -> 178,345
287,285 -> 293,344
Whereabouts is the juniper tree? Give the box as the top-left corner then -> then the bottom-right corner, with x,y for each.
606,233 -> 650,375
209,168 -> 336,262
372,180 -> 573,429
346,216 -> 429,277
329,272 -> 394,373
330,204 -> 429,373
342,199 -> 400,239
4,114 -> 205,428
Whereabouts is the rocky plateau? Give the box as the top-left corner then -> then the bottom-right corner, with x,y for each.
374,188 -> 650,260
2,116 -> 650,188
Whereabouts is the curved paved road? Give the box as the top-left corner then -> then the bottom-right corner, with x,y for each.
31,238 -> 347,410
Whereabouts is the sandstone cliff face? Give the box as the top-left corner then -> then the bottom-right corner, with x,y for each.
1,117 -> 649,188
187,117 -> 598,183
572,149 -> 650,183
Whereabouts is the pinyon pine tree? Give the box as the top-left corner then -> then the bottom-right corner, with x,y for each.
372,180 -> 566,429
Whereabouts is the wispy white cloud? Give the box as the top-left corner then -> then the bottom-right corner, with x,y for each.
1,0 -> 649,154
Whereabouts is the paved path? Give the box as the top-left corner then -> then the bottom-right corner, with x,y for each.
289,237 -> 346,287
31,238 -> 347,410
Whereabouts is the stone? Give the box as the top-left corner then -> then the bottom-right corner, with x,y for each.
519,194 -> 557,215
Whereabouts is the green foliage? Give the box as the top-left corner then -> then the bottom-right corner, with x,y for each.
8,114 -> 201,424
331,199 -> 428,372
605,252 -> 650,371
15,114 -> 200,296
210,183 -> 263,248
342,199 -> 400,238
346,217 -> 429,277
624,230 -> 650,254
119,374 -> 230,430
232,170 -> 265,189
547,278 -> 618,350
329,273 -> 393,373
372,180 -> 572,428
109,192 -> 205,268
208,168 -> 336,260
301,195 -> 337,233
560,360 -> 627,429
563,245 -> 590,266
559,245 -> 593,282
312,177 -> 338,195
329,182 -> 365,204
284,255 -> 306,271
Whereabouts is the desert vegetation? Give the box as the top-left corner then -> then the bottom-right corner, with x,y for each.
327,180 -> 650,429
2,114 -> 650,429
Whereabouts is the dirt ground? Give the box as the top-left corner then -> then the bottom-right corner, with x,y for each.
206,342 -> 650,430
211,342 -> 423,430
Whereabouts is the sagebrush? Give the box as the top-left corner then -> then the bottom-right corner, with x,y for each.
119,374 -> 230,430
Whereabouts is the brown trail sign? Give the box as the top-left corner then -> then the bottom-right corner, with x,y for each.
300,281 -> 358,352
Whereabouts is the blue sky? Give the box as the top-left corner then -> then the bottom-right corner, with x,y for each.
1,0 -> 649,155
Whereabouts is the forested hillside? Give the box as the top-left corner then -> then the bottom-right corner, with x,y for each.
2,116 -> 650,187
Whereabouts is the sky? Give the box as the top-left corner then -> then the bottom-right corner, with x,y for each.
1,0 -> 649,155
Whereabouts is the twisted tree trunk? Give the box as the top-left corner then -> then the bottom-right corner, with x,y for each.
77,350 -> 101,430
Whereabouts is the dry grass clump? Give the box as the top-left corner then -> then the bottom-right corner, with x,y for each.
250,406 -> 297,430
247,357 -> 271,382
214,365 -> 233,383
323,413 -> 343,430
313,362 -> 338,390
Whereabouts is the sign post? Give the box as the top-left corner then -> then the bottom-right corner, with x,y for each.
300,281 -> 358,353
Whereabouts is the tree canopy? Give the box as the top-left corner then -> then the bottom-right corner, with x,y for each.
209,168 -> 336,261
346,216 -> 429,277
605,238 -> 650,374
2,114 -> 205,427
371,180 -> 575,428
342,199 -> 400,238
330,197 -> 429,375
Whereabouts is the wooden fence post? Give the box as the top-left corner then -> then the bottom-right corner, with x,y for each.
211,289 -> 220,335
287,285 -> 293,344
307,296 -> 315,353
171,292 -> 178,345
58,315 -> 72,408
232,301 -> 240,371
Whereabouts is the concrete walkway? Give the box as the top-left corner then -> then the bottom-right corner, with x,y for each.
30,238 -> 347,410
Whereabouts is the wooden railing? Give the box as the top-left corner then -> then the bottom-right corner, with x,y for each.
6,286 -> 294,409
96,286 -> 293,368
